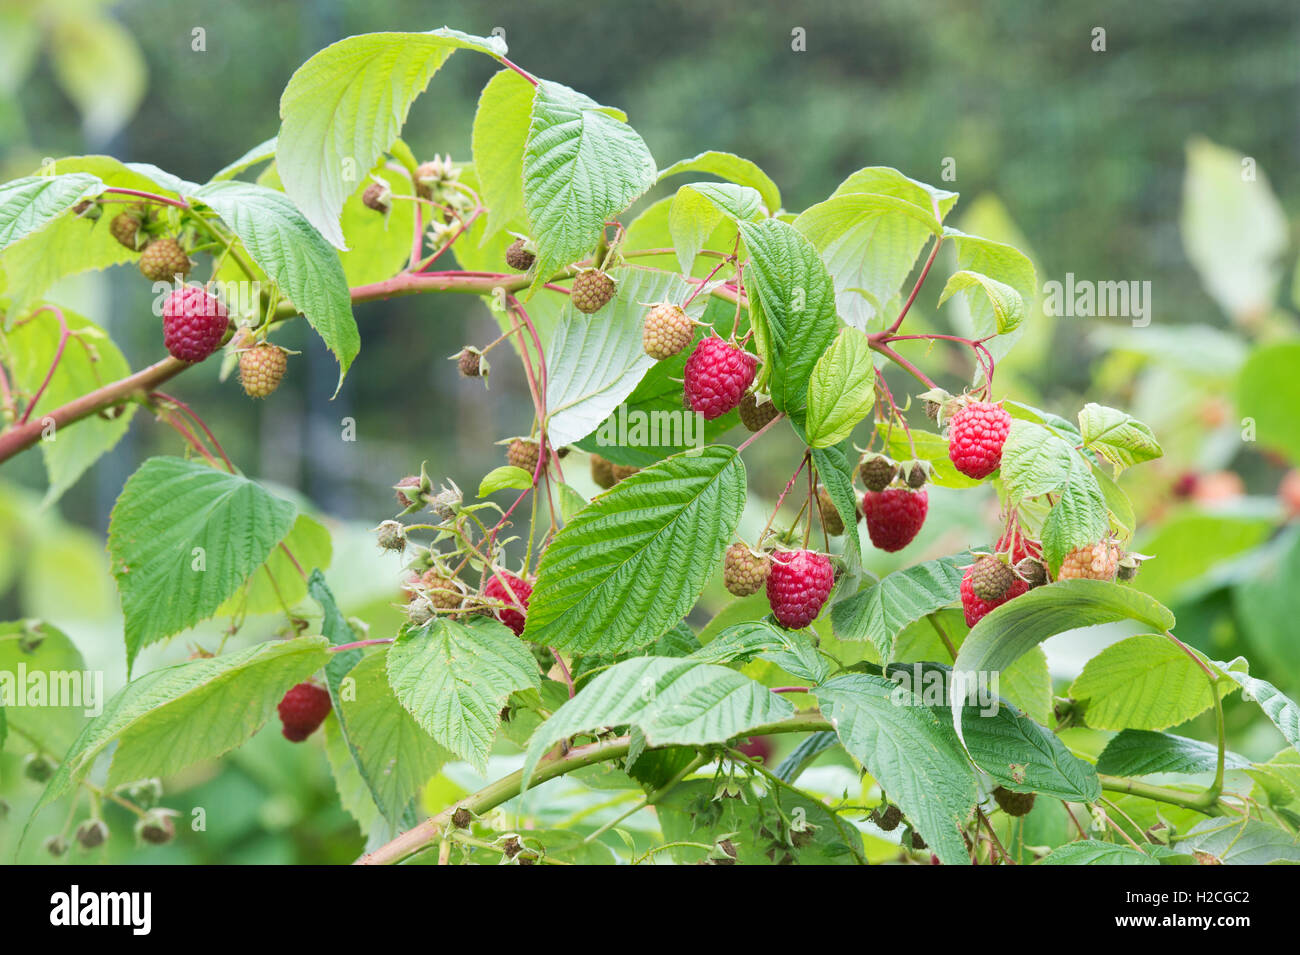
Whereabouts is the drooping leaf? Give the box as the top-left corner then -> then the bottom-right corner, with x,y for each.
194,180 -> 358,390
830,554 -> 967,661
804,328 -> 876,448
658,151 -> 782,216
521,656 -> 792,786
816,673 -> 975,865
471,68 -> 535,238
667,181 -> 760,273
523,80 -> 656,295
1177,817 -> 1300,865
523,446 -> 746,657
937,269 -> 1025,334
1077,403 -> 1163,474
386,617 -> 539,770
1096,730 -> 1252,777
1220,667 -> 1300,753
277,28 -> 507,248
1040,840 -> 1158,865
810,442 -> 863,573
0,173 -> 104,252
107,457 -> 297,671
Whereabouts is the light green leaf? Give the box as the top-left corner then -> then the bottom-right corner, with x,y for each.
0,174 -> 103,252
336,162 -> 416,286
830,554 -> 967,661
937,269 -> 1025,335
49,15 -> 146,142
217,513 -> 332,616
794,190 -> 942,330
277,28 -> 506,248
194,180 -> 357,389
107,457 -> 297,671
658,151 -> 781,215
874,423 -> 983,489
1236,342 -> 1300,465
338,649 -> 451,824
805,328 -> 876,448
1077,403 -> 1163,474
1220,668 -> 1300,753
521,656 -> 793,785
478,465 -> 533,496
816,673 -> 975,865
738,218 -> 838,417
999,419 -> 1077,503
668,181 -> 760,273
1177,817 -> 1300,865
1070,634 -> 1233,731
810,442 -> 863,573
691,621 -> 828,684
951,580 -> 1176,722
30,637 -> 330,818
523,79 -> 656,295
471,69 -> 535,238
0,621 -> 87,758
1040,840 -> 1158,865
942,229 -> 1037,340
0,306 -> 134,505
544,268 -> 698,448
1096,730 -> 1252,777
523,446 -> 746,656
387,617 -> 540,770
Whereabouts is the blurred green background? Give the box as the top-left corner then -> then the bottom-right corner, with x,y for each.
1,0 -> 1298,863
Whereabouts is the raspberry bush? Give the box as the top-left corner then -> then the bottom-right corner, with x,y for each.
1,25 -> 1297,869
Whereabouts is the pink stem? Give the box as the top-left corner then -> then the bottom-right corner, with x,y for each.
17,306 -> 70,425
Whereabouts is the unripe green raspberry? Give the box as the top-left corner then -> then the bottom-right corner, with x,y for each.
738,392 -> 779,432
571,268 -> 616,313
817,487 -> 844,536
138,238 -> 192,282
507,438 -> 540,474
723,542 -> 771,597
642,303 -> 694,360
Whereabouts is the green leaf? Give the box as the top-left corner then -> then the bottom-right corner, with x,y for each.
1077,403 -> 1163,474
194,180 -> 357,390
1096,730 -> 1252,777
951,580 -> 1176,718
521,656 -> 793,786
810,442 -> 863,573
668,181 -> 760,273
338,649 -> 451,824
941,229 -> 1037,341
1220,668 -> 1300,753
478,465 -> 533,496
816,673 -> 975,865
805,328 -> 876,448
1069,634 -> 1232,731
1177,817 -> 1300,865
386,617 -> 540,770
49,14 -> 146,142
107,457 -> 297,671
830,555 -> 967,661
794,192 -> 940,331
0,174 -> 103,252
1236,341 -> 1300,465
0,621 -> 87,758
277,28 -> 506,248
996,420 -> 1072,503
1040,453 -> 1109,572
658,151 -> 781,216
0,306 -> 134,505
336,163 -> 416,286
961,700 -> 1100,801
544,268 -> 699,448
1040,840 -> 1158,865
691,621 -> 828,684
937,269 -> 1025,335
30,637 -> 329,818
523,79 -> 656,295
523,447 -> 746,657
471,69 -> 535,238
738,218 -> 838,417
874,423 -> 982,489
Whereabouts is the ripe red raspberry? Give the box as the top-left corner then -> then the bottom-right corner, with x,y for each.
860,488 -> 927,552
947,401 -> 1012,479
735,736 -> 774,764
138,238 -> 192,282
724,542 -> 771,597
571,268 -> 616,313
738,391 -> 778,431
642,303 -> 694,360
766,549 -> 834,629
1057,541 -> 1121,581
683,337 -> 757,420
960,565 -> 1029,626
507,438 -> 541,474
505,238 -> 535,271
484,571 -> 532,636
277,682 -> 331,742
162,286 -> 228,362
996,529 -> 1042,564
238,343 -> 287,398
